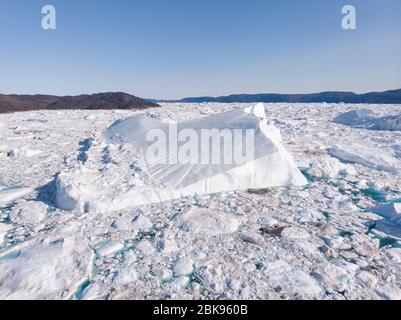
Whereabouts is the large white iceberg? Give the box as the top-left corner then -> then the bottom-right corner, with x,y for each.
334,109 -> 401,131
56,104 -> 307,213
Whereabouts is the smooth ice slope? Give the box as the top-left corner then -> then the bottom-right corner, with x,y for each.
104,103 -> 307,192
56,104 -> 307,212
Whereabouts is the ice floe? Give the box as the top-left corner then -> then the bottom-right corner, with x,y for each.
0,185 -> 32,205
176,208 -> 241,236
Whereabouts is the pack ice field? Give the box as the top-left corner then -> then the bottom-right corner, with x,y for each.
0,102 -> 401,300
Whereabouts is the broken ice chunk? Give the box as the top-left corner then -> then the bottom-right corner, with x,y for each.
96,241 -> 124,257
307,155 -> 356,179
176,208 -> 241,236
131,214 -> 152,230
115,268 -> 138,285
311,263 -> 350,293
173,257 -> 194,276
240,231 -> 265,246
0,185 -> 32,205
136,240 -> 156,256
9,201 -> 48,225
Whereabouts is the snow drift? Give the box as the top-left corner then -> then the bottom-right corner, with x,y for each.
334,109 -> 401,131
56,104 -> 307,213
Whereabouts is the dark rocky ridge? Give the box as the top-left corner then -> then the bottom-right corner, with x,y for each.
151,88 -> 401,104
0,92 -> 159,114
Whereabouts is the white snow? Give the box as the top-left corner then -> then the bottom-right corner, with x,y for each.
377,285 -> 401,300
6,148 -> 43,158
385,248 -> 401,263
0,224 -> 12,247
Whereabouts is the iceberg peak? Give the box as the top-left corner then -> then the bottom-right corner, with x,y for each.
244,103 -> 266,120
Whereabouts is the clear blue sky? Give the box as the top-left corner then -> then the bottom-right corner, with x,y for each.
0,0 -> 400,99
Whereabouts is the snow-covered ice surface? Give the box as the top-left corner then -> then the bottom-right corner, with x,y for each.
1,103 -> 401,300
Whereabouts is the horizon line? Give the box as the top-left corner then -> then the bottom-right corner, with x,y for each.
1,87 -> 401,100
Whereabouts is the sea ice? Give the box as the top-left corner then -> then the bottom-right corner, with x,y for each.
240,231 -> 265,246
356,271 -> 379,289
377,284 -> 401,300
0,222 -> 90,300
311,263 -> 349,293
307,155 -> 355,179
9,201 -> 48,225
96,241 -> 124,257
131,214 -> 152,230
136,240 -> 156,256
173,257 -> 194,276
328,146 -> 400,175
176,208 -> 241,236
1,103 -> 401,300
263,260 -> 323,298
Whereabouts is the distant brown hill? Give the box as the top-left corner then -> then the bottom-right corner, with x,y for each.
0,92 -> 159,114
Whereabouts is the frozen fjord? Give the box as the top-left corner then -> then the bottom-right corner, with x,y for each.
0,103 -> 401,300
